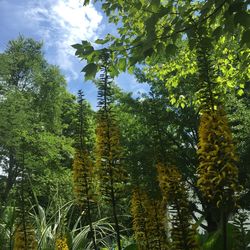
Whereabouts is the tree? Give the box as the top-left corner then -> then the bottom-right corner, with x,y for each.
0,37 -> 74,212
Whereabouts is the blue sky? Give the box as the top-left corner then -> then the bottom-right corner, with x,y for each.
0,0 -> 149,108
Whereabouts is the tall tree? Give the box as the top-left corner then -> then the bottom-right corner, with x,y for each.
0,37 -> 74,212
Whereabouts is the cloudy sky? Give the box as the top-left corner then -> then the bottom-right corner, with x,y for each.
0,0 -> 149,108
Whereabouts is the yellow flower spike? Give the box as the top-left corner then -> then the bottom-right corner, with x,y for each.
197,108 -> 240,208
131,188 -> 168,250
73,150 -> 94,206
14,224 -> 37,250
55,237 -> 69,250
157,163 -> 199,250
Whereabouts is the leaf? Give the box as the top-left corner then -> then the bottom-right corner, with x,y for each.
241,29 -> 250,47
71,43 -> 82,50
212,27 -> 222,40
165,44 -> 178,57
228,2 -> 244,14
95,39 -> 109,45
150,0 -> 161,12
156,42 -> 166,54
237,89 -> 244,96
83,0 -> 90,6
124,244 -> 138,250
145,15 -> 159,34
109,65 -> 119,77
143,48 -> 154,58
81,63 -> 97,80
117,58 -> 127,71
234,11 -> 250,27
170,97 -> 176,105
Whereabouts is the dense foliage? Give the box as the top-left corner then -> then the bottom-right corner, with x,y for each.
0,0 -> 250,249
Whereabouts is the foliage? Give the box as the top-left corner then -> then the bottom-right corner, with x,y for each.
77,0 -> 250,80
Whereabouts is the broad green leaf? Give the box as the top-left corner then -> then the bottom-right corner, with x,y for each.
228,2 -> 244,14
109,65 -> 119,77
81,63 -> 97,80
117,58 -> 127,71
143,48 -> 154,58
72,43 -> 82,50
156,42 -> 166,54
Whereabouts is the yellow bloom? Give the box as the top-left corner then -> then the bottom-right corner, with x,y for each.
197,108 -> 239,207
55,237 -> 69,250
73,149 -> 94,206
131,188 -> 168,250
157,163 -> 199,250
14,224 -> 37,250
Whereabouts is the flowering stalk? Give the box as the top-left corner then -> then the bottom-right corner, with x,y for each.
72,90 -> 97,249
55,236 -> 69,250
14,224 -> 37,250
157,163 -> 199,250
131,188 -> 168,250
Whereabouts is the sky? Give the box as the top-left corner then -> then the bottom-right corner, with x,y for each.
0,0 -> 149,108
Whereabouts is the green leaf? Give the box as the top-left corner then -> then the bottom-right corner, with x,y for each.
234,11 -> 250,27
212,27 -> 222,40
143,48 -> 154,58
124,244 -> 138,250
95,39 -> 108,45
180,103 -> 185,109
117,58 -> 127,71
170,97 -> 176,105
83,0 -> 90,5
165,44 -> 178,57
228,2 -> 244,14
150,0 -> 161,12
156,42 -> 166,54
241,29 -> 250,47
71,43 -> 82,50
109,65 -> 119,77
237,89 -> 244,96
81,63 -> 97,80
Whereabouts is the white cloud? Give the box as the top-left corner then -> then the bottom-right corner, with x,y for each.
25,0 -> 103,80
